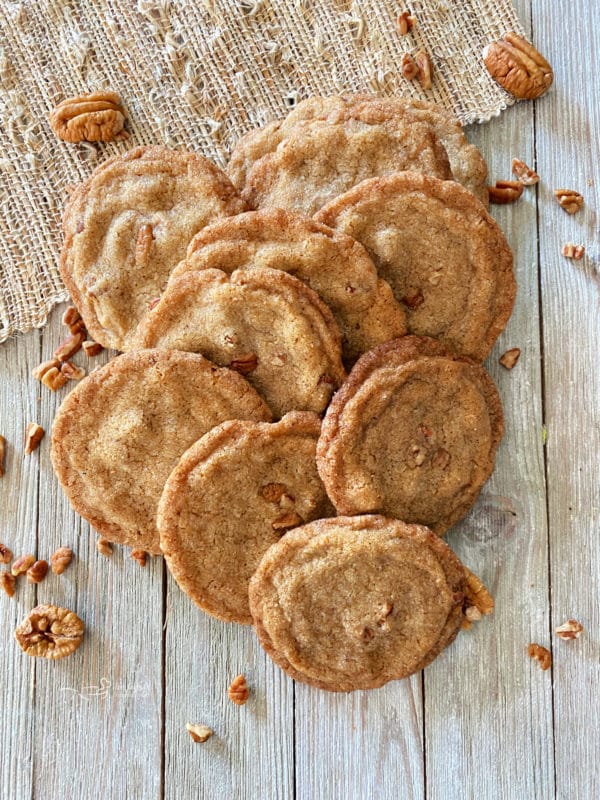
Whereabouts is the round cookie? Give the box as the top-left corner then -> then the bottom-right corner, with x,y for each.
315,172 -> 515,361
227,94 -> 488,206
158,412 -> 334,624
51,350 -> 271,554
130,267 -> 346,418
249,515 -> 468,691
316,336 -> 504,534
60,145 -> 245,351
171,209 -> 407,364
240,114 -> 452,216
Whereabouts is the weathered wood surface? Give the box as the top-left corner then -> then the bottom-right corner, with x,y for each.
1,1 -> 598,797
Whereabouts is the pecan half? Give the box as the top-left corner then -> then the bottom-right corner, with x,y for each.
555,619 -> 584,640
24,422 -> 45,454
49,92 -> 129,143
483,32 -> 553,99
562,243 -> 585,260
26,559 -> 49,584
415,50 -> 432,90
512,158 -> 539,185
528,642 -> 552,670
186,723 -> 213,743
228,674 -> 250,706
15,604 -> 84,659
230,353 -> 258,375
397,11 -> 415,36
11,553 -> 35,576
51,547 -> 73,575
554,188 -> 584,214
400,53 -> 418,80
488,180 -> 524,204
499,347 -> 521,369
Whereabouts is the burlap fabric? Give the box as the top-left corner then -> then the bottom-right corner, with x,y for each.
0,0 -> 525,342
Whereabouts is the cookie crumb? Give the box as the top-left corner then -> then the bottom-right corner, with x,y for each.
96,538 -> 113,557
528,643 -> 552,670
131,549 -> 147,567
186,723 -> 213,743
555,619 -> 583,640
228,674 -> 250,705
499,347 -> 521,370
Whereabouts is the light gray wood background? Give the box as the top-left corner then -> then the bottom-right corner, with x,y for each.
1,1 -> 598,798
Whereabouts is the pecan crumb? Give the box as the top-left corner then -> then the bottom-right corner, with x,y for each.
528,643 -> 552,670
54,332 -> 85,362
27,559 -> 49,584
1,571 -> 16,597
24,423 -> 45,454
228,674 -> 250,706
96,538 -> 113,557
499,347 -> 521,370
49,91 -> 128,143
512,158 -> 539,185
0,434 -> 5,477
272,511 -> 303,531
15,604 -> 84,659
229,353 -> 258,375
562,242 -> 585,260
11,553 -> 35,576
555,619 -> 584,640
488,180 -> 524,204
60,361 -> 86,381
554,188 -> 583,214
462,567 -> 494,628
131,549 -> 147,567
82,340 -> 104,357
400,53 -> 418,80
186,723 -> 213,743
51,547 -> 73,575
397,11 -> 415,35
260,483 -> 288,503
415,50 -> 432,90
0,543 -> 12,564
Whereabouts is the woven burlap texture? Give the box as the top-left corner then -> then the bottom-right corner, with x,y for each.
0,0 -> 525,342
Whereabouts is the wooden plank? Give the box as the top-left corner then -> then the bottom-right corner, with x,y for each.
424,4 -> 555,795
0,326 -> 41,800
535,3 -> 600,799
27,306 -> 164,800
163,572 -> 294,800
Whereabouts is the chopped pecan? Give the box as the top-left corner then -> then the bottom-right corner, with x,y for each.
397,11 -> 415,35
61,306 -> 81,328
41,367 -> 69,391
528,642 -> 552,670
54,332 -> 84,361
512,158 -> 539,185
499,347 -> 521,369
135,224 -> 154,265
50,547 -> 73,575
230,353 -> 258,375
415,50 -> 432,90
1,572 -> 16,598
131,549 -> 147,567
462,567 -> 494,628
96,538 -> 113,557
24,422 -> 45,454
555,619 -> 584,640
228,674 -> 250,706
483,32 -> 553,99
186,723 -> 213,743
0,543 -> 12,564
272,511 -> 303,531
562,242 -> 585,260
400,53 -> 418,80
488,180 -> 524,204
60,361 -> 86,381
26,559 -> 49,584
49,91 -> 129,143
82,340 -> 104,357
260,483 -> 288,503
11,553 -> 35,576
0,435 -> 5,477
15,604 -> 84,659
554,189 -> 584,214
32,358 -> 61,381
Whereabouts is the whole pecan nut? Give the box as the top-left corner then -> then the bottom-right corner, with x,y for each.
15,604 -> 84,659
49,91 -> 129,143
483,32 -> 553,100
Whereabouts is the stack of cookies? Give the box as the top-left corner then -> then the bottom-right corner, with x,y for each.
51,94 -> 515,692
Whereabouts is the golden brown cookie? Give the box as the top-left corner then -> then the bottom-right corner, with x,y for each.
249,515 -> 469,691
171,209 -> 407,364
60,146 -> 245,351
316,337 -> 504,534
227,94 -> 488,206
158,412 -> 334,624
239,113 -> 452,216
315,172 -> 515,361
51,350 -> 271,554
130,267 -> 346,418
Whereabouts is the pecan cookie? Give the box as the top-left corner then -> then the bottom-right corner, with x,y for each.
227,94 -> 488,206
130,267 -> 346,417
239,113 -> 451,216
316,337 -> 504,534
315,172 -> 515,361
51,350 -> 271,554
60,146 -> 245,351
159,412 -> 333,624
249,515 -> 469,691
171,209 -> 407,364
